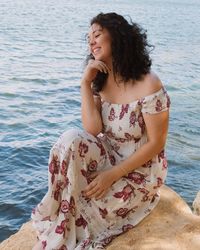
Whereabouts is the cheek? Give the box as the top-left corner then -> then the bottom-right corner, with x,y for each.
104,37 -> 112,55
105,43 -> 112,56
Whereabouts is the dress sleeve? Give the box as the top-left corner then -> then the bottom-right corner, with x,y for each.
141,87 -> 170,114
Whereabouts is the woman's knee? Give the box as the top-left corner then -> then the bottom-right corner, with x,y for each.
51,128 -> 97,158
60,128 -> 81,143
56,128 -> 94,149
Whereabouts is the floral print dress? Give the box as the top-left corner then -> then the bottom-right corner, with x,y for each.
31,87 -> 170,250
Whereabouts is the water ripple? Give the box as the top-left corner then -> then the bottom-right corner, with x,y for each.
0,0 -> 200,243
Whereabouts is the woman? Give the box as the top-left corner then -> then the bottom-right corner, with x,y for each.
32,12 -> 170,250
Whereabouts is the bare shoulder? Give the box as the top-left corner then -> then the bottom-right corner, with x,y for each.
142,71 -> 163,95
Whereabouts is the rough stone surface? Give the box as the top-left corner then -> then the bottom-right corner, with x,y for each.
193,191 -> 200,216
0,185 -> 200,250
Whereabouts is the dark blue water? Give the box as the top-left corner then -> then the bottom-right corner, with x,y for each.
0,0 -> 200,242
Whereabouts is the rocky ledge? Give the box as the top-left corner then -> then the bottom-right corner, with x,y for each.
0,185 -> 200,250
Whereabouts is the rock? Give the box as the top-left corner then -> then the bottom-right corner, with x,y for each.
0,185 -> 200,250
0,222 -> 37,250
193,191 -> 200,216
107,186 -> 200,250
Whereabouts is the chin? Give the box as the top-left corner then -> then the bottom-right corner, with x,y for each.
95,55 -> 107,62
94,55 -> 102,60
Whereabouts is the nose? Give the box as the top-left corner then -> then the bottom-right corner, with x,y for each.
89,36 -> 96,47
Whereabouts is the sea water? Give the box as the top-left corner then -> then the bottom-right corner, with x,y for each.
0,0 -> 200,242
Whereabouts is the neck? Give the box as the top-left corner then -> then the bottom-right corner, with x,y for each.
104,58 -> 113,72
104,59 -> 124,86
107,71 -> 124,86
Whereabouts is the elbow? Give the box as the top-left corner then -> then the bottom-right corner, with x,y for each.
149,137 -> 167,154
83,124 -> 102,137
81,113 -> 103,136
158,137 -> 166,150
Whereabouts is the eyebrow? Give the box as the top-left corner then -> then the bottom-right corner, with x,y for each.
92,28 -> 103,34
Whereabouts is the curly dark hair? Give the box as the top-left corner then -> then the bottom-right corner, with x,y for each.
86,12 -> 153,93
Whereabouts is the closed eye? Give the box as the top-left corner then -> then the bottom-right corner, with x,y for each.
95,34 -> 101,38
87,29 -> 102,44
87,35 -> 100,44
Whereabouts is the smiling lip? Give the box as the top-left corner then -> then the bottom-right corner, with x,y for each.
92,47 -> 101,54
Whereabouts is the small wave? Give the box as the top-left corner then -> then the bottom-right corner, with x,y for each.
10,77 -> 48,84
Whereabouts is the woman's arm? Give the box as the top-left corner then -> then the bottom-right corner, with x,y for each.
83,74 -> 170,199
113,74 -> 169,178
83,108 -> 169,200
81,60 -> 109,136
81,82 -> 102,136
113,109 -> 169,179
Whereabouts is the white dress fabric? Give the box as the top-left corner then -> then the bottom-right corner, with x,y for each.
31,87 -> 170,250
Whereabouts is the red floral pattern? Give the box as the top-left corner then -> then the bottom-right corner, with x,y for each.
75,215 -> 87,229
119,104 -> 129,120
101,235 -> 116,247
108,107 -> 117,121
31,87 -> 170,249
78,141 -> 89,157
80,238 -> 91,248
153,177 -> 163,189
116,207 -> 131,218
122,224 -> 134,232
60,200 -> 70,213
42,240 -> 47,249
114,184 -> 135,201
129,111 -> 137,127
94,139 -> 106,156
81,169 -> 94,184
55,219 -> 69,236
108,153 -> 116,165
155,99 -> 163,112
53,180 -> 68,201
58,245 -> 67,250
49,154 -> 60,184
126,172 -> 147,185
158,150 -> 165,162
137,111 -> 145,134
142,160 -> 152,168
69,196 -> 75,216
166,94 -> 171,108
87,160 -> 98,172
61,160 -> 68,176
99,207 -> 108,219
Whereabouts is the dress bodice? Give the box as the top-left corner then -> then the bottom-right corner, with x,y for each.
100,87 -> 170,158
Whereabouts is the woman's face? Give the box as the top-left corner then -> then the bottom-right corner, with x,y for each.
88,23 -> 112,63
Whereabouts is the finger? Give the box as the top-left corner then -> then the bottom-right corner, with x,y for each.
94,189 -> 105,199
84,180 -> 97,193
89,60 -> 108,74
88,62 -> 105,74
88,59 -> 95,64
89,172 -> 99,179
90,188 -> 103,199
86,185 -> 100,198
92,60 -> 108,74
94,64 -> 107,74
95,190 -> 106,200
96,61 -> 109,74
97,61 -> 110,73
98,67 -> 105,73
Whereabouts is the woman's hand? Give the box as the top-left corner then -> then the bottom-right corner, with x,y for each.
81,59 -> 110,85
83,169 -> 119,200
